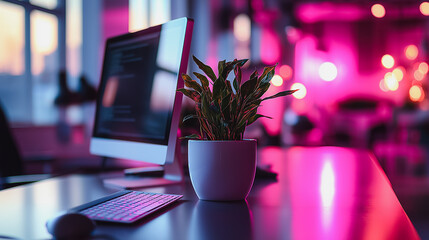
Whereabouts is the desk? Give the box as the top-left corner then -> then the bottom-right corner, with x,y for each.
0,146 -> 420,240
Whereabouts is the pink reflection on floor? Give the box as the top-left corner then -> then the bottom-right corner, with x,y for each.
320,161 -> 335,229
285,147 -> 356,239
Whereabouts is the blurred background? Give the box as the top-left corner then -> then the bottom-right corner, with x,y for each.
1,0 -> 429,234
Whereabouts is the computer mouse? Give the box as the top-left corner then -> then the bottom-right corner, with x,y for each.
46,212 -> 96,240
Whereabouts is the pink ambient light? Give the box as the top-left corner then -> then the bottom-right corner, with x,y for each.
260,29 -> 281,65
296,3 -> 365,23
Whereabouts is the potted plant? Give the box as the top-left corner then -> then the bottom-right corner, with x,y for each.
178,56 -> 296,201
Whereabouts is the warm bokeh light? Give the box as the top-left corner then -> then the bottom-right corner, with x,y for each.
31,10 -> 58,75
271,74 -> 284,87
381,54 -> 395,69
279,64 -> 293,80
371,4 -> 386,18
234,14 -> 251,42
384,73 -> 399,91
384,72 -> 393,80
420,2 -> 429,16
291,83 -> 306,99
66,0 -> 82,77
31,11 -> 57,55
319,62 -> 337,81
409,85 -> 425,102
392,67 -> 404,82
379,79 -> 388,92
0,1 -> 24,75
419,62 -> 428,75
405,45 -> 418,61
414,70 -> 425,81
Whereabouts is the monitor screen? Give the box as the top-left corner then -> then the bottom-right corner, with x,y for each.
91,18 -> 193,165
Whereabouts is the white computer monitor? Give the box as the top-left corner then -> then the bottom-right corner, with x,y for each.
90,17 -> 193,188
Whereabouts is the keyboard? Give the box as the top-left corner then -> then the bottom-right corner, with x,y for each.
69,190 -> 183,223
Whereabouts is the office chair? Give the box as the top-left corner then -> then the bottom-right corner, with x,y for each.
0,102 -> 23,177
0,102 -> 50,189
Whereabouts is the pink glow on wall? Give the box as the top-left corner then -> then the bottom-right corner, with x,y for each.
296,3 -> 366,23
285,26 -> 301,44
102,7 -> 129,41
251,0 -> 264,11
260,29 -> 281,65
293,20 -> 417,108
258,83 -> 285,136
294,25 -> 358,106
257,28 -> 284,136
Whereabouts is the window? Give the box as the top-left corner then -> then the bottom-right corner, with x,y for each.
0,0 -> 83,125
30,0 -> 57,10
0,1 -> 27,122
31,10 -> 60,124
129,0 -> 170,32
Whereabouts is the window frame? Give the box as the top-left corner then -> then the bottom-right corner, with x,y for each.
1,0 -> 66,124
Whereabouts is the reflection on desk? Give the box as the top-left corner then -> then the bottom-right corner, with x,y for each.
0,146 -> 420,240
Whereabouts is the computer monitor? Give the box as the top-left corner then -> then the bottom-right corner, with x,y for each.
90,17 -> 193,188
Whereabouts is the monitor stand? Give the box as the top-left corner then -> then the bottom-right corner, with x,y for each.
102,143 -> 184,189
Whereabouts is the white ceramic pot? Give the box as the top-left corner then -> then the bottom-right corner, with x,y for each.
188,139 -> 257,201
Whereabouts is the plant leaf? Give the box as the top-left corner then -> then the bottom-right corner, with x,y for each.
254,82 -> 271,99
241,77 -> 258,99
236,59 -> 248,67
180,134 -> 201,140
182,74 -> 203,93
182,114 -> 206,123
182,73 -> 194,84
247,114 -> 272,126
177,88 -> 201,102
221,59 -> 248,80
233,64 -> 242,92
194,72 -> 210,88
249,69 -> 258,81
262,89 -> 298,101
193,55 -> 217,82
218,60 -> 226,78
258,65 -> 276,85
236,108 -> 257,130
213,76 -> 226,101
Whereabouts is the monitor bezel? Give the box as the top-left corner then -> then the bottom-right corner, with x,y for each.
90,17 -> 193,165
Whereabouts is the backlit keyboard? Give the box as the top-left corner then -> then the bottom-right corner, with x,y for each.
70,190 -> 182,223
